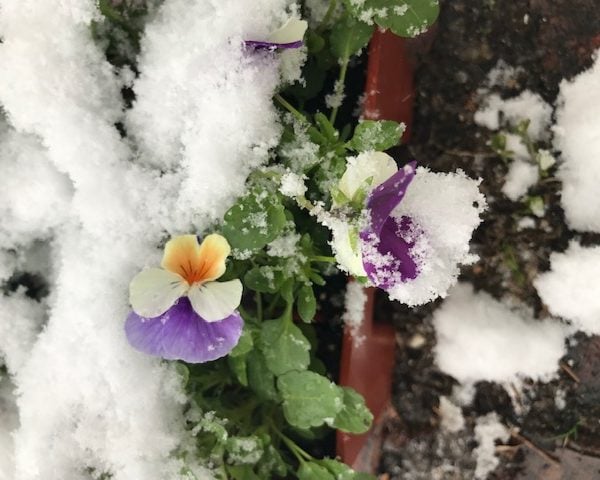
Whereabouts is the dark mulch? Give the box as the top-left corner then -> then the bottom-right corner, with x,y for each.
376,1 -> 600,478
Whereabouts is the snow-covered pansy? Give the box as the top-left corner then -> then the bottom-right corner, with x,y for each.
125,234 -> 243,363
359,161 -> 419,289
245,18 -> 308,50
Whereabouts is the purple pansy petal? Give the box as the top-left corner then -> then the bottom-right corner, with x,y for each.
125,297 -> 243,363
243,39 -> 304,50
366,161 -> 416,236
361,216 -> 420,289
360,161 -> 420,290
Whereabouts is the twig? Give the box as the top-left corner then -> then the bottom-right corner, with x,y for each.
511,429 -> 560,465
559,362 -> 581,383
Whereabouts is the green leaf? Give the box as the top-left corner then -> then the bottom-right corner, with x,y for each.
314,112 -> 339,142
256,434 -> 287,478
228,355 -> 248,386
330,13 -> 374,60
174,362 -> 189,386
277,371 -> 343,429
348,120 -> 405,151
246,351 -> 278,401
226,435 -> 264,465
280,277 -> 295,304
230,328 -> 254,357
331,387 -> 373,434
298,462 -> 335,480
259,319 -> 311,376
344,0 -> 439,38
226,465 -> 261,480
297,284 -> 317,323
244,266 -> 284,294
222,190 -> 286,251
319,459 -> 378,480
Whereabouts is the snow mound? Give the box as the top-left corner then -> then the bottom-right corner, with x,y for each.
475,90 -> 552,140
554,52 -> 600,233
433,283 -> 567,383
534,242 -> 600,335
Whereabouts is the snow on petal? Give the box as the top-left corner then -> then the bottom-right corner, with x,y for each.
129,267 -> 188,318
125,297 -> 243,363
386,167 -> 486,306
188,279 -> 243,322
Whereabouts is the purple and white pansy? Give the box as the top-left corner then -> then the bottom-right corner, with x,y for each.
125,234 -> 243,363
245,18 -> 308,50
332,152 -> 486,306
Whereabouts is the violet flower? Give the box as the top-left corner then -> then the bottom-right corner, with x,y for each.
125,234 -> 243,363
244,18 -> 308,50
359,161 -> 419,290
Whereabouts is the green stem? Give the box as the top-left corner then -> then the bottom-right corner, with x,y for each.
316,0 -> 337,32
329,56 -> 349,126
256,292 -> 263,322
270,422 -> 313,463
274,94 -> 307,123
310,255 -> 336,263
265,293 -> 281,318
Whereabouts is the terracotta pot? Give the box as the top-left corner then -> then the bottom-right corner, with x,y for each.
336,29 -> 417,473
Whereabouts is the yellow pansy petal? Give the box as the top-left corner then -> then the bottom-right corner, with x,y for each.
161,234 -> 203,282
188,279 -> 242,322
129,268 -> 188,317
161,234 -> 230,284
195,233 -> 231,283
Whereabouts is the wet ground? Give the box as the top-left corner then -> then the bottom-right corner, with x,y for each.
376,1 -> 600,478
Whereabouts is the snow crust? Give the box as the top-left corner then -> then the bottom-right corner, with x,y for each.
388,168 -> 486,306
342,280 -> 367,342
554,52 -> 600,232
433,284 -> 567,384
502,158 -> 538,201
0,0 -> 293,478
473,413 -> 509,480
474,91 -> 552,140
534,242 -> 600,335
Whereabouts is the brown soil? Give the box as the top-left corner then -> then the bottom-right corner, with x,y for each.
376,1 -> 600,478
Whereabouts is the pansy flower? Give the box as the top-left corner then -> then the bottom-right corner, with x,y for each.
125,234 -> 243,363
245,18 -> 308,50
359,161 -> 419,289
331,152 -> 419,287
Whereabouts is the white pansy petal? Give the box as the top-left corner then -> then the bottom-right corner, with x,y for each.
338,152 -> 398,201
129,268 -> 188,318
267,19 -> 308,44
188,280 -> 243,322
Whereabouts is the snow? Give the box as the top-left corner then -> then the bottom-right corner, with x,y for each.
473,413 -> 509,480
388,167 -> 486,306
433,283 -> 567,384
475,91 -> 552,140
534,242 -> 600,335
554,52 -> 600,233
342,281 -> 367,341
438,396 -> 465,433
0,0 -> 292,478
279,171 -> 307,198
502,158 -> 538,201
0,375 -> 18,480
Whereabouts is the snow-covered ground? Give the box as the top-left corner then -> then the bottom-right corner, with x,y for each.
0,0 -> 299,478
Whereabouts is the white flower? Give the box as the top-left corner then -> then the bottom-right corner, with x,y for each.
336,151 -> 397,205
329,221 -> 366,277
